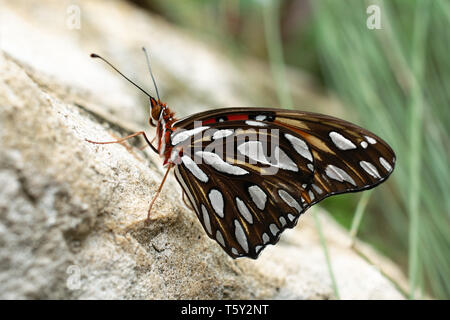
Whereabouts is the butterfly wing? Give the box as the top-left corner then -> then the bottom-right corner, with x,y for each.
171,108 -> 396,259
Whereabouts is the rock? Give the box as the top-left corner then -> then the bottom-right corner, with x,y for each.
0,0 -> 406,299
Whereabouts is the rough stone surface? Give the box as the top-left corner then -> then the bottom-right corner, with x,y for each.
0,0 -> 407,299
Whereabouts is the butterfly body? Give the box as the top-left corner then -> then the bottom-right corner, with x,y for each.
152,100 -> 177,165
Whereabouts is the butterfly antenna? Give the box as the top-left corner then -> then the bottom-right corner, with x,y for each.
142,47 -> 160,102
90,53 -> 153,99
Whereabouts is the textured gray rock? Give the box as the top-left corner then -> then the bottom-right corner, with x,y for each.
0,0 -> 406,299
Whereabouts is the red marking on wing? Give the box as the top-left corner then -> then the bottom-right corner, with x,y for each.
202,118 -> 216,125
202,114 -> 249,125
228,114 -> 249,121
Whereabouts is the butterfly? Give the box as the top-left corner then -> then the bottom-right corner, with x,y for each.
87,50 -> 396,259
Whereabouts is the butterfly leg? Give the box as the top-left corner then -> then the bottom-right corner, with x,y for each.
86,131 -> 158,154
138,136 -> 157,151
146,164 -> 174,221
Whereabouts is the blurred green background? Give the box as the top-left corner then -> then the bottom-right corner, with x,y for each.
130,0 -> 449,299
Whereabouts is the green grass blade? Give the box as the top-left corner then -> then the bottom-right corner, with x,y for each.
261,0 -> 293,109
407,0 -> 430,299
314,213 -> 340,299
350,190 -> 373,245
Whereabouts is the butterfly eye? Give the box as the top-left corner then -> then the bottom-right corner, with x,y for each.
150,98 -> 162,123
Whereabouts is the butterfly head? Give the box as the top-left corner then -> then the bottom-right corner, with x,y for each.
149,96 -> 165,126
149,97 -> 176,128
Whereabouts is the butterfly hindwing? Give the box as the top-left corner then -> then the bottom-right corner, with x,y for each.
173,125 -> 311,258
171,108 -> 395,259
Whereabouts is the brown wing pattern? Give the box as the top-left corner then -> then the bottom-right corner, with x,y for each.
171,108 -> 396,259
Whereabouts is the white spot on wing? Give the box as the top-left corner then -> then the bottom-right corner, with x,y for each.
231,248 -> 239,255
279,216 -> 287,227
307,163 -> 314,171
245,120 -> 267,127
360,161 -> 381,178
236,197 -> 253,224
216,230 -> 225,247
287,213 -> 296,222
269,224 -> 280,236
365,135 -> 377,144
182,156 -> 208,183
208,189 -> 224,218
255,115 -> 267,121
274,146 -> 298,172
379,157 -> 392,172
238,141 -> 298,172
325,165 -> 356,186
197,151 -> 249,176
278,189 -> 302,213
262,233 -> 270,244
360,141 -> 368,149
212,129 -> 234,140
248,185 -> 267,210
234,220 -> 249,253
201,204 -> 212,235
284,133 -> 313,162
312,184 -> 323,194
308,190 -> 315,201
237,141 -> 270,165
329,131 -> 357,150
171,126 -> 209,145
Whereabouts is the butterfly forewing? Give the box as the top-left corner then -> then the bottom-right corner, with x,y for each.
171,108 -> 395,259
